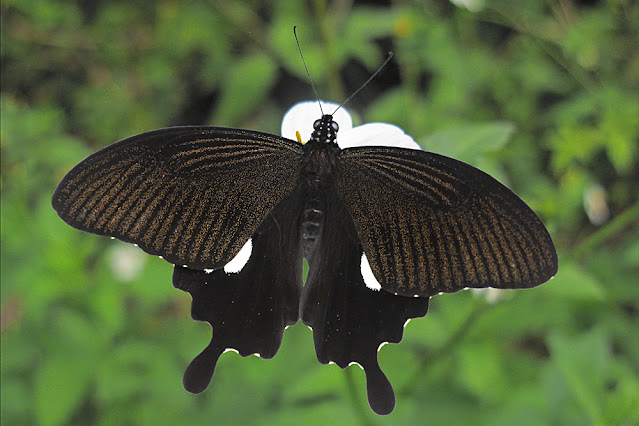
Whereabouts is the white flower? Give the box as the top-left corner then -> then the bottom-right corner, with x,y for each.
281,100 -> 421,150
583,183 -> 609,226
109,242 -> 146,282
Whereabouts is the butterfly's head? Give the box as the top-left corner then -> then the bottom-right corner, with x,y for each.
310,114 -> 339,144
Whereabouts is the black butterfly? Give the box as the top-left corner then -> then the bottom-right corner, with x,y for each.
52,101 -> 557,415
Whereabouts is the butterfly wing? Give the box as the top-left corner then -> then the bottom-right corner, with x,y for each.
52,126 -> 304,270
300,191 -> 429,415
336,147 -> 558,297
173,185 -> 305,394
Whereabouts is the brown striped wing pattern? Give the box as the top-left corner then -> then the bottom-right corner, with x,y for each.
52,126 -> 304,270
336,147 -> 558,297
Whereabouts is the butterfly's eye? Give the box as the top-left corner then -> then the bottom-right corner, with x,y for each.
313,119 -> 322,129
331,121 -> 339,132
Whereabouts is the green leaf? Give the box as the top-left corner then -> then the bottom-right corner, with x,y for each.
422,121 -> 516,162
453,341 -> 508,402
35,350 -> 96,426
155,3 -> 227,60
53,307 -> 109,352
96,341 -> 164,402
561,9 -> 615,69
281,361 -> 346,405
212,53 -> 278,126
538,260 -> 605,301
484,385 -> 553,426
603,367 -> 639,425
259,400 -> 359,425
548,329 -> 610,424
622,237 -> 639,268
0,379 -> 30,421
366,87 -> 419,132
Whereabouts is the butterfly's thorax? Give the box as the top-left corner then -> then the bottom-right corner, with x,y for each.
299,136 -> 341,260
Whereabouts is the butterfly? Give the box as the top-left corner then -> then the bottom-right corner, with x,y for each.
52,100 -> 558,415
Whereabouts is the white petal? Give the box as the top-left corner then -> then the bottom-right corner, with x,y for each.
281,100 -> 353,142
360,253 -> 382,291
337,122 -> 421,150
223,238 -> 253,274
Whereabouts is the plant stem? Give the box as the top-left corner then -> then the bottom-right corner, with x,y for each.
344,367 -> 374,425
399,300 -> 489,395
571,202 -> 639,259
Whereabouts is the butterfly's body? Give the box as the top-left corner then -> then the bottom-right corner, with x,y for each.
53,107 -> 557,415
299,122 -> 341,259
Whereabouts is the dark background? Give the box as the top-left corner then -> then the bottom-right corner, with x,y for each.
2,0 -> 638,424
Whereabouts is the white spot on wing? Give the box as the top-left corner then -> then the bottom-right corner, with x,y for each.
223,238 -> 253,274
204,269 -> 214,274
360,253 -> 382,291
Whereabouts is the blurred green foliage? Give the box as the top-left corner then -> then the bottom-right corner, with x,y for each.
2,0 -> 638,425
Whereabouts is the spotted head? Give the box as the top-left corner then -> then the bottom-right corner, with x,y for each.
310,114 -> 339,144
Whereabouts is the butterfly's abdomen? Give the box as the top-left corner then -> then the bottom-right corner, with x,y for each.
301,199 -> 323,259
299,141 -> 340,260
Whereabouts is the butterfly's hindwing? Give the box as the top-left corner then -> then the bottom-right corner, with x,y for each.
52,126 -> 304,269
336,147 -> 558,297
173,185 -> 305,393
300,190 -> 429,415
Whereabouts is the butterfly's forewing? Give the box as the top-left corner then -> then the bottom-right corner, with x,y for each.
300,190 -> 429,415
173,185 -> 305,394
336,147 -> 558,297
52,126 -> 304,269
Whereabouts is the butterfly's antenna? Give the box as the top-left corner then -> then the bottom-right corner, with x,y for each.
332,51 -> 393,116
294,26 -> 324,115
